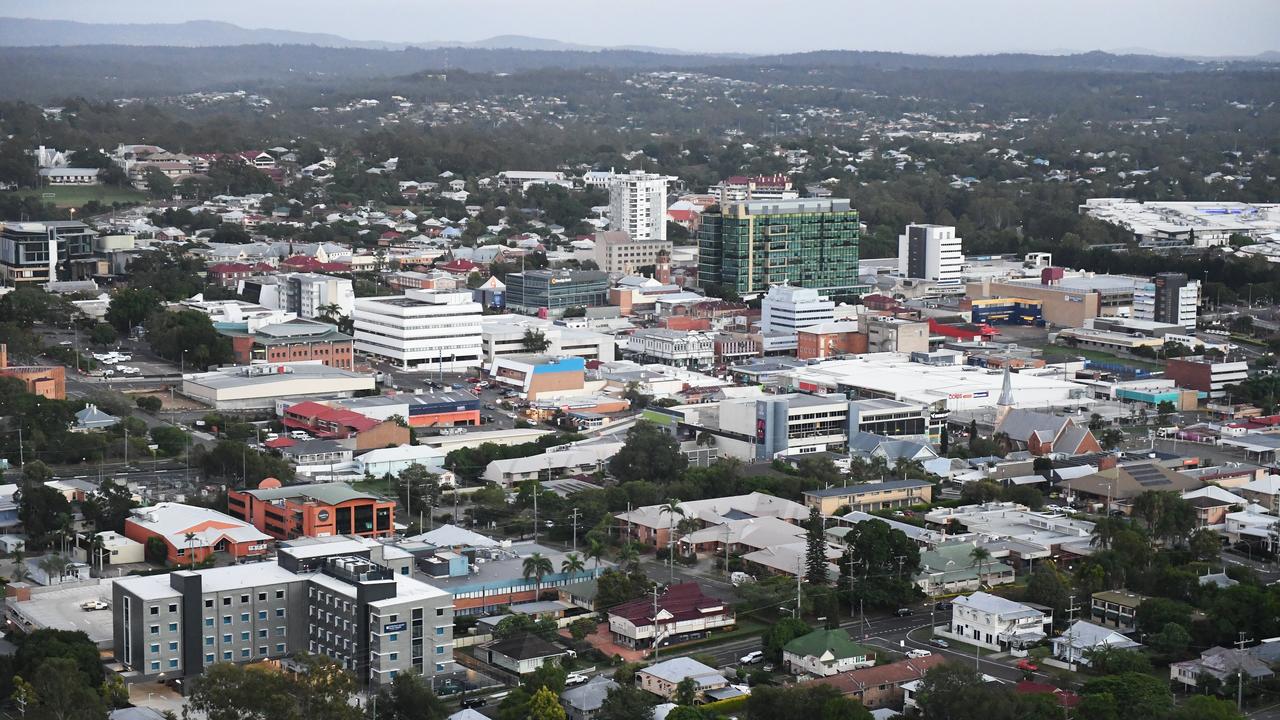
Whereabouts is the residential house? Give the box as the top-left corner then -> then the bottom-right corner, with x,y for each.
1239,476 -> 1280,515
803,479 -> 934,515
914,541 -> 1016,597
635,657 -> 730,702
73,404 -> 120,431
1171,646 -> 1274,689
1090,590 -> 1147,632
994,409 -> 1101,456
1059,460 -> 1204,513
676,515 -> 805,558
804,655 -> 945,711
782,629 -> 875,677
945,591 -> 1051,652
615,492 -> 808,549
1052,620 -> 1142,665
608,582 -> 735,650
560,675 -> 617,720
479,634 -> 572,675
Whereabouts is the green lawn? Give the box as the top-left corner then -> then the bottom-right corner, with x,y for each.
4,185 -> 147,208
1040,344 -> 1164,371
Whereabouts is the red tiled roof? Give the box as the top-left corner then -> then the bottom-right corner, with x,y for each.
437,259 -> 479,273
283,401 -> 380,434
263,437 -> 296,449
802,654 -> 945,695
1015,681 -> 1081,707
609,582 -> 726,627
208,262 -> 254,273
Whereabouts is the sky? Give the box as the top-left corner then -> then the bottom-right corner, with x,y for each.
1,0 -> 1277,57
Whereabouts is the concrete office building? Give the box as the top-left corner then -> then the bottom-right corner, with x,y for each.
353,290 -> 483,371
245,273 -> 355,320
480,319 -> 615,364
624,329 -> 715,368
608,171 -> 672,242
865,317 -> 930,354
898,224 -> 963,285
761,285 -> 836,335
113,544 -> 453,686
222,318 -> 354,370
967,273 -> 1137,328
698,198 -> 862,296
504,270 -> 610,315
712,174 -> 798,203
1133,273 -> 1199,330
0,221 -> 97,284
182,362 -> 375,410
1165,356 -> 1249,400
591,230 -> 672,275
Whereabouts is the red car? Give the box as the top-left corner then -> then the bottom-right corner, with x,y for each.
1016,659 -> 1039,672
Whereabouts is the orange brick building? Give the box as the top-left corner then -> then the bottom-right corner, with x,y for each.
0,344 -> 66,399
221,318 -> 354,370
280,401 -> 410,451
227,480 -> 396,541
124,502 -> 272,564
797,324 -> 868,360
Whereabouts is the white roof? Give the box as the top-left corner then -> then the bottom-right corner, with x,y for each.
956,591 -> 1042,617
1057,620 -> 1141,650
127,503 -> 271,551
407,523 -> 501,549
1243,475 -> 1280,496
1183,485 -> 1249,505
640,657 -> 726,686
357,445 -> 447,465
680,516 -> 804,549
616,492 -> 808,530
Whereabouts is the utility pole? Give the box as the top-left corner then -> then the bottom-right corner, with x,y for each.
569,507 -> 581,552
1064,595 -> 1080,665
17,427 -> 24,468
652,586 -> 661,661
795,555 -> 803,620
1237,631 -> 1252,713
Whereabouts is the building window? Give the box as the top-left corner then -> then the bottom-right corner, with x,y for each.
276,643 -> 285,653
150,661 -> 160,671
240,613 -> 250,622
259,629 -> 268,638
168,623 -> 177,632
241,649 -> 251,658
258,592 -> 267,601
206,654 -> 215,664
241,632 -> 250,641
435,627 -> 445,636
276,608 -> 285,617
168,603 -> 178,613
150,625 -> 159,635
223,597 -> 231,606
435,646 -> 444,655
150,606 -> 159,616
204,618 -> 214,627
275,590 -> 284,599
223,651 -> 232,660
150,643 -> 160,654
205,599 -> 214,608
258,611 -> 267,620
169,642 -> 178,651
240,595 -> 249,604
223,634 -> 232,643
168,659 -> 179,669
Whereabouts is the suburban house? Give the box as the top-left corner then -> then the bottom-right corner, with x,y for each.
635,657 -> 731,702
1059,460 -> 1204,513
615,492 -> 808,549
479,634 -> 572,675
1171,647 -> 1274,689
608,582 -> 735,650
560,675 -> 617,720
804,655 -> 945,711
1090,590 -> 1147,632
802,479 -> 934,515
782,628 -> 875,677
677,515 -> 805,557
913,541 -> 1016,596
994,409 -> 1101,456
945,591 -> 1051,652
1052,620 -> 1142,665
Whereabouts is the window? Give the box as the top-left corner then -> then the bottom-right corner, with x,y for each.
223,615 -> 231,625
168,659 -> 179,669
275,590 -> 284,599
241,632 -> 250,641
150,661 -> 160,671
205,637 -> 213,646
204,618 -> 214,627
258,629 -> 267,638
168,603 -> 178,613
205,599 -> 214,609
240,594 -> 249,604
276,626 -> 286,636
169,641 -> 178,651
276,608 -> 285,617
259,646 -> 268,655
223,634 -> 231,643
258,611 -> 267,620
150,643 -> 160,654
222,651 -> 232,660
223,597 -> 231,606
436,608 -> 445,617
389,634 -> 398,642
258,592 -> 267,601
435,646 -> 444,655
436,664 -> 445,673
206,654 -> 215,664
168,623 -> 177,632
241,649 -> 250,658
150,625 -> 159,635
150,606 -> 159,616
240,613 -> 249,622
389,653 -> 398,661
276,643 -> 286,653
435,627 -> 445,636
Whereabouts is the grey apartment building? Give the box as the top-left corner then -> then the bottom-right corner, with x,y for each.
113,539 -> 453,687
504,269 -> 609,315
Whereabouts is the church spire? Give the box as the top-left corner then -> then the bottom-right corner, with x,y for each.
998,365 -> 1014,407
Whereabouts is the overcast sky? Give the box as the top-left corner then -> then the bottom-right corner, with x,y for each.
2,0 -> 1277,56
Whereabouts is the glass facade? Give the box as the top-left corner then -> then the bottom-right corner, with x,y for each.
698,199 -> 863,296
505,270 -> 609,313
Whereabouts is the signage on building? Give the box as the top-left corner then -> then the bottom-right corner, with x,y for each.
384,622 -> 407,633
317,510 -> 330,522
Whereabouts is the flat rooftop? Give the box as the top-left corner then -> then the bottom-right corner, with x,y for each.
9,581 -> 118,645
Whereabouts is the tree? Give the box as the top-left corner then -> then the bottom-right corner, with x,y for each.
840,519 -> 921,608
762,618 -> 811,663
522,329 -> 552,353
969,545 -> 993,585
596,684 -> 656,720
1083,646 -> 1152,675
674,677 -> 698,707
142,167 -> 174,200
569,617 -> 596,642
1135,598 -> 1193,636
1172,695 -> 1244,720
373,672 -> 447,720
1023,560 -> 1071,616
135,395 -> 163,413
607,421 -> 687,484
522,662 -> 568,697
1189,528 -> 1222,562
523,552 -> 554,599
188,655 -> 360,720
527,687 -> 566,720
16,477 -> 72,550
659,499 -> 685,579
1100,428 -> 1125,450
561,553 -> 585,574
595,568 -> 649,610
145,309 -> 234,367
105,287 -> 162,334
26,657 -> 106,720
14,629 -> 105,688
88,323 -> 117,347
1078,672 -> 1173,720
586,537 -> 606,571
805,506 -> 829,585
1149,622 -> 1190,657
150,425 -> 190,457
145,536 -> 168,565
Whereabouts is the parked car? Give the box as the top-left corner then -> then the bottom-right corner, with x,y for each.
80,599 -> 109,611
934,601 -> 952,612
565,673 -> 588,686
740,650 -> 764,664
458,697 -> 487,709
1016,659 -> 1039,672
929,638 -> 950,648
761,663 -> 775,672
895,608 -> 914,617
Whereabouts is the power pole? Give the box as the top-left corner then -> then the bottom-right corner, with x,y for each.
17,426 -> 23,468
1064,595 -> 1080,664
795,555 -> 803,619
569,507 -> 581,553
1237,631 -> 1252,713
652,586 -> 661,660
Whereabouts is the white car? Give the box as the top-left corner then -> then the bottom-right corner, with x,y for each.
116,354 -> 132,361
565,673 -> 588,686
906,649 -> 932,659
80,600 -> 109,611
59,340 -> 73,346
740,651 -> 764,665
120,366 -> 141,375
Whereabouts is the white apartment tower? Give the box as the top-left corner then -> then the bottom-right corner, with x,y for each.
898,224 -> 964,284
608,170 -> 672,242
760,284 -> 836,334
352,289 -> 483,371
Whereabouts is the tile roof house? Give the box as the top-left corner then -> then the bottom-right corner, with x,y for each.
995,409 -> 1101,456
1172,646 -> 1274,688
636,657 -> 730,701
803,654 -> 945,710
1060,460 -> 1205,511
783,628 -> 875,676
608,582 -> 735,651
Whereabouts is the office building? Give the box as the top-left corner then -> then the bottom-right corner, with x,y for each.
244,273 -> 355,320
221,318 -> 355,370
353,290 -> 483,371
489,355 -> 587,400
803,480 -> 934,515
608,170 -> 672,242
712,174 -> 798,203
182,362 -> 375,410
898,224 -> 964,284
1164,356 -> 1249,400
504,270 -> 610,315
228,481 -> 396,541
698,198 -> 862,296
624,329 -> 715,368
0,221 -> 97,284
591,230 -> 672,275
113,545 -> 453,686
480,319 -> 615,364
760,285 -> 836,335
967,272 -> 1136,327
865,317 -> 930,354
0,343 -> 66,399
1133,272 -> 1199,330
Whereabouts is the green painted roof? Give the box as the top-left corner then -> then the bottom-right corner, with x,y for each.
783,629 -> 873,663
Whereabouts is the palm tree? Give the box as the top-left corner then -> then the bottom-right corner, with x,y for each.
522,552 -> 554,599
11,563 -> 30,584
561,553 -> 585,575
585,538 -> 606,572
183,532 -> 197,569
38,554 -> 68,584
658,499 -> 685,584
969,546 -> 993,587
618,542 -> 641,572
56,513 -> 74,555
88,534 -> 108,574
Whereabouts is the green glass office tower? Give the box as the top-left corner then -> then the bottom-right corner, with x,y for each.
698,198 -> 863,297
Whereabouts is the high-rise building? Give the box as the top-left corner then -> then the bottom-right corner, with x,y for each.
0,220 -> 97,284
898,224 -> 964,284
698,198 -> 862,296
353,289 -> 482,370
760,285 -> 836,335
712,174 -> 798,204
1133,272 -> 1199,330
242,273 -> 356,320
608,170 -> 672,242
591,230 -> 672,275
